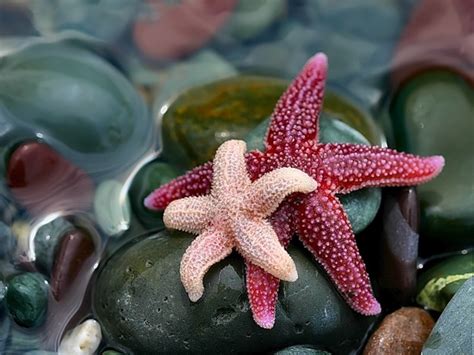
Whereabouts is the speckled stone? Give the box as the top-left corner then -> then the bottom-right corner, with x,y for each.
422,277 -> 473,354
33,217 -> 74,274
94,180 -> 130,237
58,319 -> 102,355
391,70 -> 474,249
363,307 -> 434,355
6,273 -> 48,328
93,230 -> 377,354
417,253 -> 474,312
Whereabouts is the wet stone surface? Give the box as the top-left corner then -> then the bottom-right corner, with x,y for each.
363,307 -> 434,355
93,230 -> 377,354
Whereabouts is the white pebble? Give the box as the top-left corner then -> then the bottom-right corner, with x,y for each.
58,319 -> 102,355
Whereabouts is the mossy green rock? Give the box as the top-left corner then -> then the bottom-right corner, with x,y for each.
129,160 -> 180,228
274,345 -> 331,355
6,273 -> 48,328
93,230 -> 376,354
391,71 -> 474,248
161,76 -> 384,169
246,115 -> 381,234
0,40 -> 152,176
417,253 -> 474,312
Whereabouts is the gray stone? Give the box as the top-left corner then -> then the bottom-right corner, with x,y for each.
93,230 -> 376,354
422,277 -> 474,355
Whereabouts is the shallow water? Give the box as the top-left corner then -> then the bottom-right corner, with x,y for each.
0,1 -> 472,354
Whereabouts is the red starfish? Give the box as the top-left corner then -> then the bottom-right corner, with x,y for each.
145,53 -> 444,329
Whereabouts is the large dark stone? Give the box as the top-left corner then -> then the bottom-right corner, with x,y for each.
93,230 -> 377,354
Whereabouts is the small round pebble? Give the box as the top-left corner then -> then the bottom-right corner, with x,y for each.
363,307 -> 434,355
58,319 -> 102,355
6,273 -> 48,328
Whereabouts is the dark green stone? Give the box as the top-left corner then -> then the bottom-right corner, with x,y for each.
33,217 -> 74,274
93,230 -> 376,354
422,277 -> 473,354
391,71 -> 474,248
245,115 -> 382,234
129,160 -> 181,228
417,253 -> 474,312
6,273 -> 48,328
0,39 -> 152,176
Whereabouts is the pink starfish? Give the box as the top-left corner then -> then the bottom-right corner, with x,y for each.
145,53 -> 445,329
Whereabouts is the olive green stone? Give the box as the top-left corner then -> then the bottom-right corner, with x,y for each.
417,253 -> 474,312
93,230 -> 376,354
422,277 -> 473,355
6,273 -> 48,328
245,115 -> 381,234
161,76 -> 384,168
34,217 -> 74,274
129,160 -> 180,228
391,71 -> 474,248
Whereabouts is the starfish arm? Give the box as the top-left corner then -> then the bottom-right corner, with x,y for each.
265,53 -> 327,151
296,191 -> 381,315
320,143 -> 445,194
163,196 -> 215,234
144,162 -> 213,211
246,202 -> 296,329
212,140 -> 251,196
180,227 -> 233,302
234,218 -> 297,282
245,167 -> 317,218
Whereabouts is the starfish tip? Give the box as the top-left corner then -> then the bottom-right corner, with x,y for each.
308,52 -> 328,70
255,313 -> 276,329
188,291 -> 202,302
430,155 -> 445,175
363,299 -> 382,316
143,193 -> 157,210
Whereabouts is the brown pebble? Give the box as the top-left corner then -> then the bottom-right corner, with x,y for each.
50,228 -> 95,301
363,307 -> 435,355
397,187 -> 419,232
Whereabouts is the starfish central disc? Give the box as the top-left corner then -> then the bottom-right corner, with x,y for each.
163,140 -> 317,303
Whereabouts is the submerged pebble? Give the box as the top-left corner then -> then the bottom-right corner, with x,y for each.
33,217 -> 74,274
6,273 -> 48,328
50,228 -> 96,301
58,319 -> 102,355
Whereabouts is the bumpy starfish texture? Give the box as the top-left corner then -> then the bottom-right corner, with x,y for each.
163,140 -> 317,303
145,53 -> 445,329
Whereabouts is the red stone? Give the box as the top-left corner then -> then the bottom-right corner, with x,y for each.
50,228 -> 96,301
6,142 -> 94,216
393,0 -> 474,86
133,0 -> 237,60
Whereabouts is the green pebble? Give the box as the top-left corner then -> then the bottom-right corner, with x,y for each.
422,277 -> 473,354
94,179 -> 131,237
391,70 -> 474,249
417,252 -> 474,312
129,160 -> 180,228
6,273 -> 48,328
34,217 -> 74,274
93,230 -> 376,354
102,350 -> 123,355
